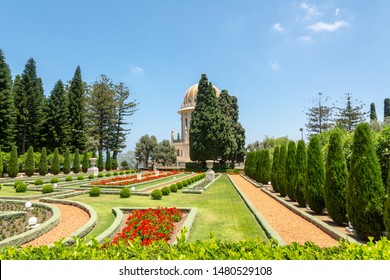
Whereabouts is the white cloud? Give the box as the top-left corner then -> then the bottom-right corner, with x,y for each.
129,64 -> 144,74
270,61 -> 280,71
335,8 -> 340,16
301,2 -> 321,18
306,20 -> 349,32
297,35 -> 312,42
273,23 -> 285,32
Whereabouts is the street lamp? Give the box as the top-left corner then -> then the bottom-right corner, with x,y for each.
300,128 -> 304,140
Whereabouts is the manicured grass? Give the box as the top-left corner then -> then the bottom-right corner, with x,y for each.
0,185 -> 39,197
70,174 -> 268,243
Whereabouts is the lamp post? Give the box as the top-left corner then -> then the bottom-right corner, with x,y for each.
300,128 -> 304,140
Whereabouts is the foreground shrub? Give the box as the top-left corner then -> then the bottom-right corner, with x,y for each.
151,189 -> 162,200
13,181 -> 24,189
65,176 -> 73,181
89,186 -> 101,197
176,181 -> 183,189
106,172 -> 112,177
42,184 -> 54,194
77,175 -> 84,180
170,184 -> 178,193
50,177 -> 59,184
0,184 -> 2,190
88,174 -> 94,179
347,123 -> 385,240
15,182 -> 27,193
34,179 -> 44,185
161,186 -> 171,196
98,173 -> 104,178
119,187 -> 131,198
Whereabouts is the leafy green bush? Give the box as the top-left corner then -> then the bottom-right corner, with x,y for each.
119,187 -> 131,198
176,181 -> 183,189
77,175 -> 84,180
161,186 -> 171,196
15,182 -> 27,193
106,172 -> 111,177
125,170 -> 131,174
119,171 -> 124,175
182,180 -> 188,187
170,184 -> 178,193
65,176 -> 73,182
42,184 -> 54,194
98,173 -> 104,178
34,179 -> 44,185
113,171 -> 118,176
0,184 -> 2,190
151,189 -> 162,200
50,177 -> 59,184
13,180 -> 24,188
89,186 -> 101,197
88,174 -> 94,179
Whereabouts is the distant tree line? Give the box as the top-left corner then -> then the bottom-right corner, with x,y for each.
0,49 -> 137,160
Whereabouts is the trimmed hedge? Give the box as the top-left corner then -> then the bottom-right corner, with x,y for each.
42,184 -> 54,194
119,188 -> 131,198
151,189 -> 162,200
89,186 -> 101,197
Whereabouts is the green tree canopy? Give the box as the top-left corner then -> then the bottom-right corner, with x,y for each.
135,134 -> 158,167
153,139 -> 176,166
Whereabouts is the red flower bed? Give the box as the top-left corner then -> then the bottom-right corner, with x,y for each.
111,207 -> 182,246
91,171 -> 179,186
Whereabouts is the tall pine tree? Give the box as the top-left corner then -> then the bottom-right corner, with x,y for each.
0,49 -> 16,150
305,92 -> 333,137
68,66 -> 87,152
335,93 -> 366,131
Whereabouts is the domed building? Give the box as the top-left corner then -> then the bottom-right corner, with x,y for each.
171,83 -> 220,164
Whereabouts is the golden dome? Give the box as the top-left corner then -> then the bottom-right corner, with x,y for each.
182,84 -> 220,108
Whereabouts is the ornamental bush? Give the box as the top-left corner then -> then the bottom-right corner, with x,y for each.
42,184 -> 54,194
176,181 -> 183,189
73,149 -> 80,174
88,174 -> 94,179
65,176 -> 73,181
277,145 -> 287,197
34,179 -> 44,185
384,164 -> 390,233
0,184 -> 2,190
51,148 -> 60,175
161,186 -> 171,196
113,171 -> 118,176
170,184 -> 178,193
324,129 -> 348,225
98,150 -> 104,172
24,146 -> 35,177
15,182 -> 27,193
151,189 -> 162,200
8,146 -> 19,178
89,186 -> 101,197
295,140 -> 307,207
305,135 -> 325,214
63,148 -> 71,175
119,187 -> 131,198
14,180 -> 25,189
98,173 -> 104,178
82,151 -> 89,173
105,150 -> 111,171
77,175 -> 84,180
347,123 -> 385,240
106,172 -> 111,177
50,177 -> 59,184
271,146 -> 280,192
39,147 -> 48,176
285,141 -> 297,201
182,180 -> 188,187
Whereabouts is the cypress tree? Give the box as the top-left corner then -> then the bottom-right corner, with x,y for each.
324,129 -> 348,225
0,49 -> 16,150
305,135 -> 325,214
63,148 -> 71,174
24,146 -> 35,177
254,150 -> 262,182
51,148 -> 60,175
73,148 -> 80,173
295,140 -> 307,207
0,148 -> 3,176
385,98 -> 390,120
370,102 -> 377,122
285,141 -> 297,201
8,146 -> 19,178
39,147 -> 48,176
98,149 -> 104,172
82,151 -> 89,173
277,144 -> 287,197
384,162 -> 390,234
261,149 -> 271,184
271,146 -> 280,192
347,123 -> 385,240
105,150 -> 112,171
68,66 -> 87,152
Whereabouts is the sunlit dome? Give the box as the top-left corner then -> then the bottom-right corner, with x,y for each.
181,84 -> 220,108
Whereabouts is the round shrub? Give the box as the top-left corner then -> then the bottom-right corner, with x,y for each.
151,189 -> 162,200
98,173 -> 104,178
42,184 -> 54,194
182,180 -> 188,187
106,172 -> 112,177
0,184 -> 2,190
89,186 -> 101,197
176,181 -> 183,189
170,184 -> 178,193
113,171 -> 119,176
119,187 -> 131,198
161,186 -> 171,196
50,177 -> 59,184
119,171 -> 124,175
14,180 -> 24,189
15,183 -> 27,193
34,179 -> 44,185
88,174 -> 94,179
65,176 -> 73,182
125,170 -> 131,174
77,175 -> 84,180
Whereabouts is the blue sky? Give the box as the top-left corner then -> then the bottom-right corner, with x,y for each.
1,0 -> 390,152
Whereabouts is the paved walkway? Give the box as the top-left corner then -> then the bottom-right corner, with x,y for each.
229,174 -> 339,247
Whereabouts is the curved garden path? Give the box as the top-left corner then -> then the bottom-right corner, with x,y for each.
229,174 -> 340,247
22,203 -> 90,247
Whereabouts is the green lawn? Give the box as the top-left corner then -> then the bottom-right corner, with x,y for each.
0,185 -> 40,197
70,174 -> 268,243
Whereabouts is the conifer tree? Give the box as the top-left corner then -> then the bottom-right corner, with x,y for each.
271,146 -> 280,192
105,150 -> 112,171
370,102 -> 377,122
8,146 -> 19,178
0,148 -> 3,176
295,140 -> 307,207
384,162 -> 390,234
63,148 -> 71,174
335,93 -> 366,131
384,98 -> 390,120
305,92 -> 333,137
277,144 -> 287,197
82,151 -> 89,173
73,148 -> 80,173
51,148 -> 60,175
347,123 -> 385,240
68,66 -> 87,152
305,135 -> 325,214
45,80 -> 71,151
285,141 -> 297,201
261,149 -> 271,184
39,147 -> 48,176
98,149 -> 104,172
324,129 -> 348,224
24,146 -> 35,177
0,49 -> 16,150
